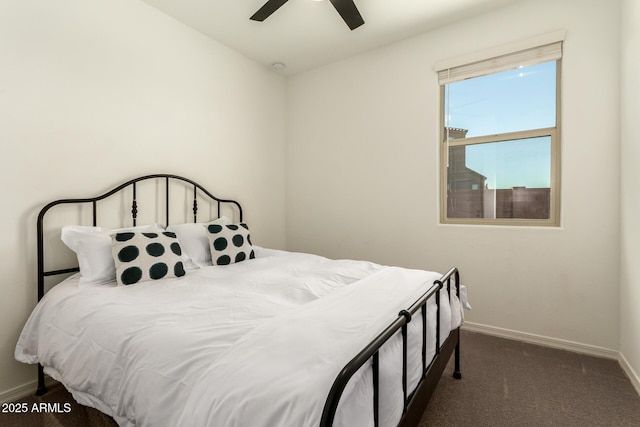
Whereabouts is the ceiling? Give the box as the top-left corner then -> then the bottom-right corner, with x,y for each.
140,0 -> 523,76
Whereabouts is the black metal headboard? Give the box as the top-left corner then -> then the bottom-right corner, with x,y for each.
36,174 -> 243,302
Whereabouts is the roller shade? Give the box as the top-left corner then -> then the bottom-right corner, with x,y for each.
437,41 -> 562,85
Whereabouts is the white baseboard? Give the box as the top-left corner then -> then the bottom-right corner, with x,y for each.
0,380 -> 37,404
462,322 -> 640,397
619,352 -> 640,397
462,322 -> 619,359
0,377 -> 56,404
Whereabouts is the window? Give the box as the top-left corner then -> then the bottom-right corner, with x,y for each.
438,41 -> 562,226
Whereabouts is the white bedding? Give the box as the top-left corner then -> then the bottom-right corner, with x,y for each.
16,247 -> 463,427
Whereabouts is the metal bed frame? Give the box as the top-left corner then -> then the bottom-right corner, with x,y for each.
35,174 -> 462,427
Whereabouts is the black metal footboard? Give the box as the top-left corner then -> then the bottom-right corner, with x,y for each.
320,267 -> 461,427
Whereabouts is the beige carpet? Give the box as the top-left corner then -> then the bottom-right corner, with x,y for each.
2,330 -> 639,426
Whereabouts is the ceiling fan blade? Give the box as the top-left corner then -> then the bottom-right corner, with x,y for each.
250,0 -> 290,22
329,0 -> 364,30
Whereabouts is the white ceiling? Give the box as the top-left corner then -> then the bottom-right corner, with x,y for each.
140,0 -> 523,76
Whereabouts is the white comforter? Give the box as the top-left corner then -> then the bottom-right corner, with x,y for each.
16,248 -> 462,427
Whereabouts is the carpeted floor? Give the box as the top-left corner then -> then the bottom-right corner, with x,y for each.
2,330 -> 639,426
421,330 -> 640,426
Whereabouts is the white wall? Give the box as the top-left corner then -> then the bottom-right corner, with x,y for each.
287,0 -> 621,351
620,0 -> 640,390
0,0 -> 286,397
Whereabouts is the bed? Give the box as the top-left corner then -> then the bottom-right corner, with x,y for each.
15,174 -> 466,427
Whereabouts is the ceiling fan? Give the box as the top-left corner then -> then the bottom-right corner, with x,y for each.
250,0 -> 365,31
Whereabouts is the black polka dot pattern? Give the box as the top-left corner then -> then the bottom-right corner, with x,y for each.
111,231 -> 186,286
205,222 -> 255,266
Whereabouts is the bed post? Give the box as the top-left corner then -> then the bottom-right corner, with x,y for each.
36,204 -> 49,396
453,269 -> 462,380
454,339 -> 462,379
36,365 -> 47,396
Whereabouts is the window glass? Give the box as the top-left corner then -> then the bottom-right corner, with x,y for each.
445,61 -> 556,138
447,137 -> 551,220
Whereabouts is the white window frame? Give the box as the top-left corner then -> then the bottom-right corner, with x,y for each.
436,35 -> 563,227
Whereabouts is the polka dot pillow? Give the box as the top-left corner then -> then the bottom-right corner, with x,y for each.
205,223 -> 255,265
111,231 -> 186,286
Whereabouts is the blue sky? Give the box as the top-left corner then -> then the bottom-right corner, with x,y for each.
445,61 -> 556,189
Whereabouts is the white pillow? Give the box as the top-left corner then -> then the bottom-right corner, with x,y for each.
61,223 -> 164,286
166,217 -> 231,268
